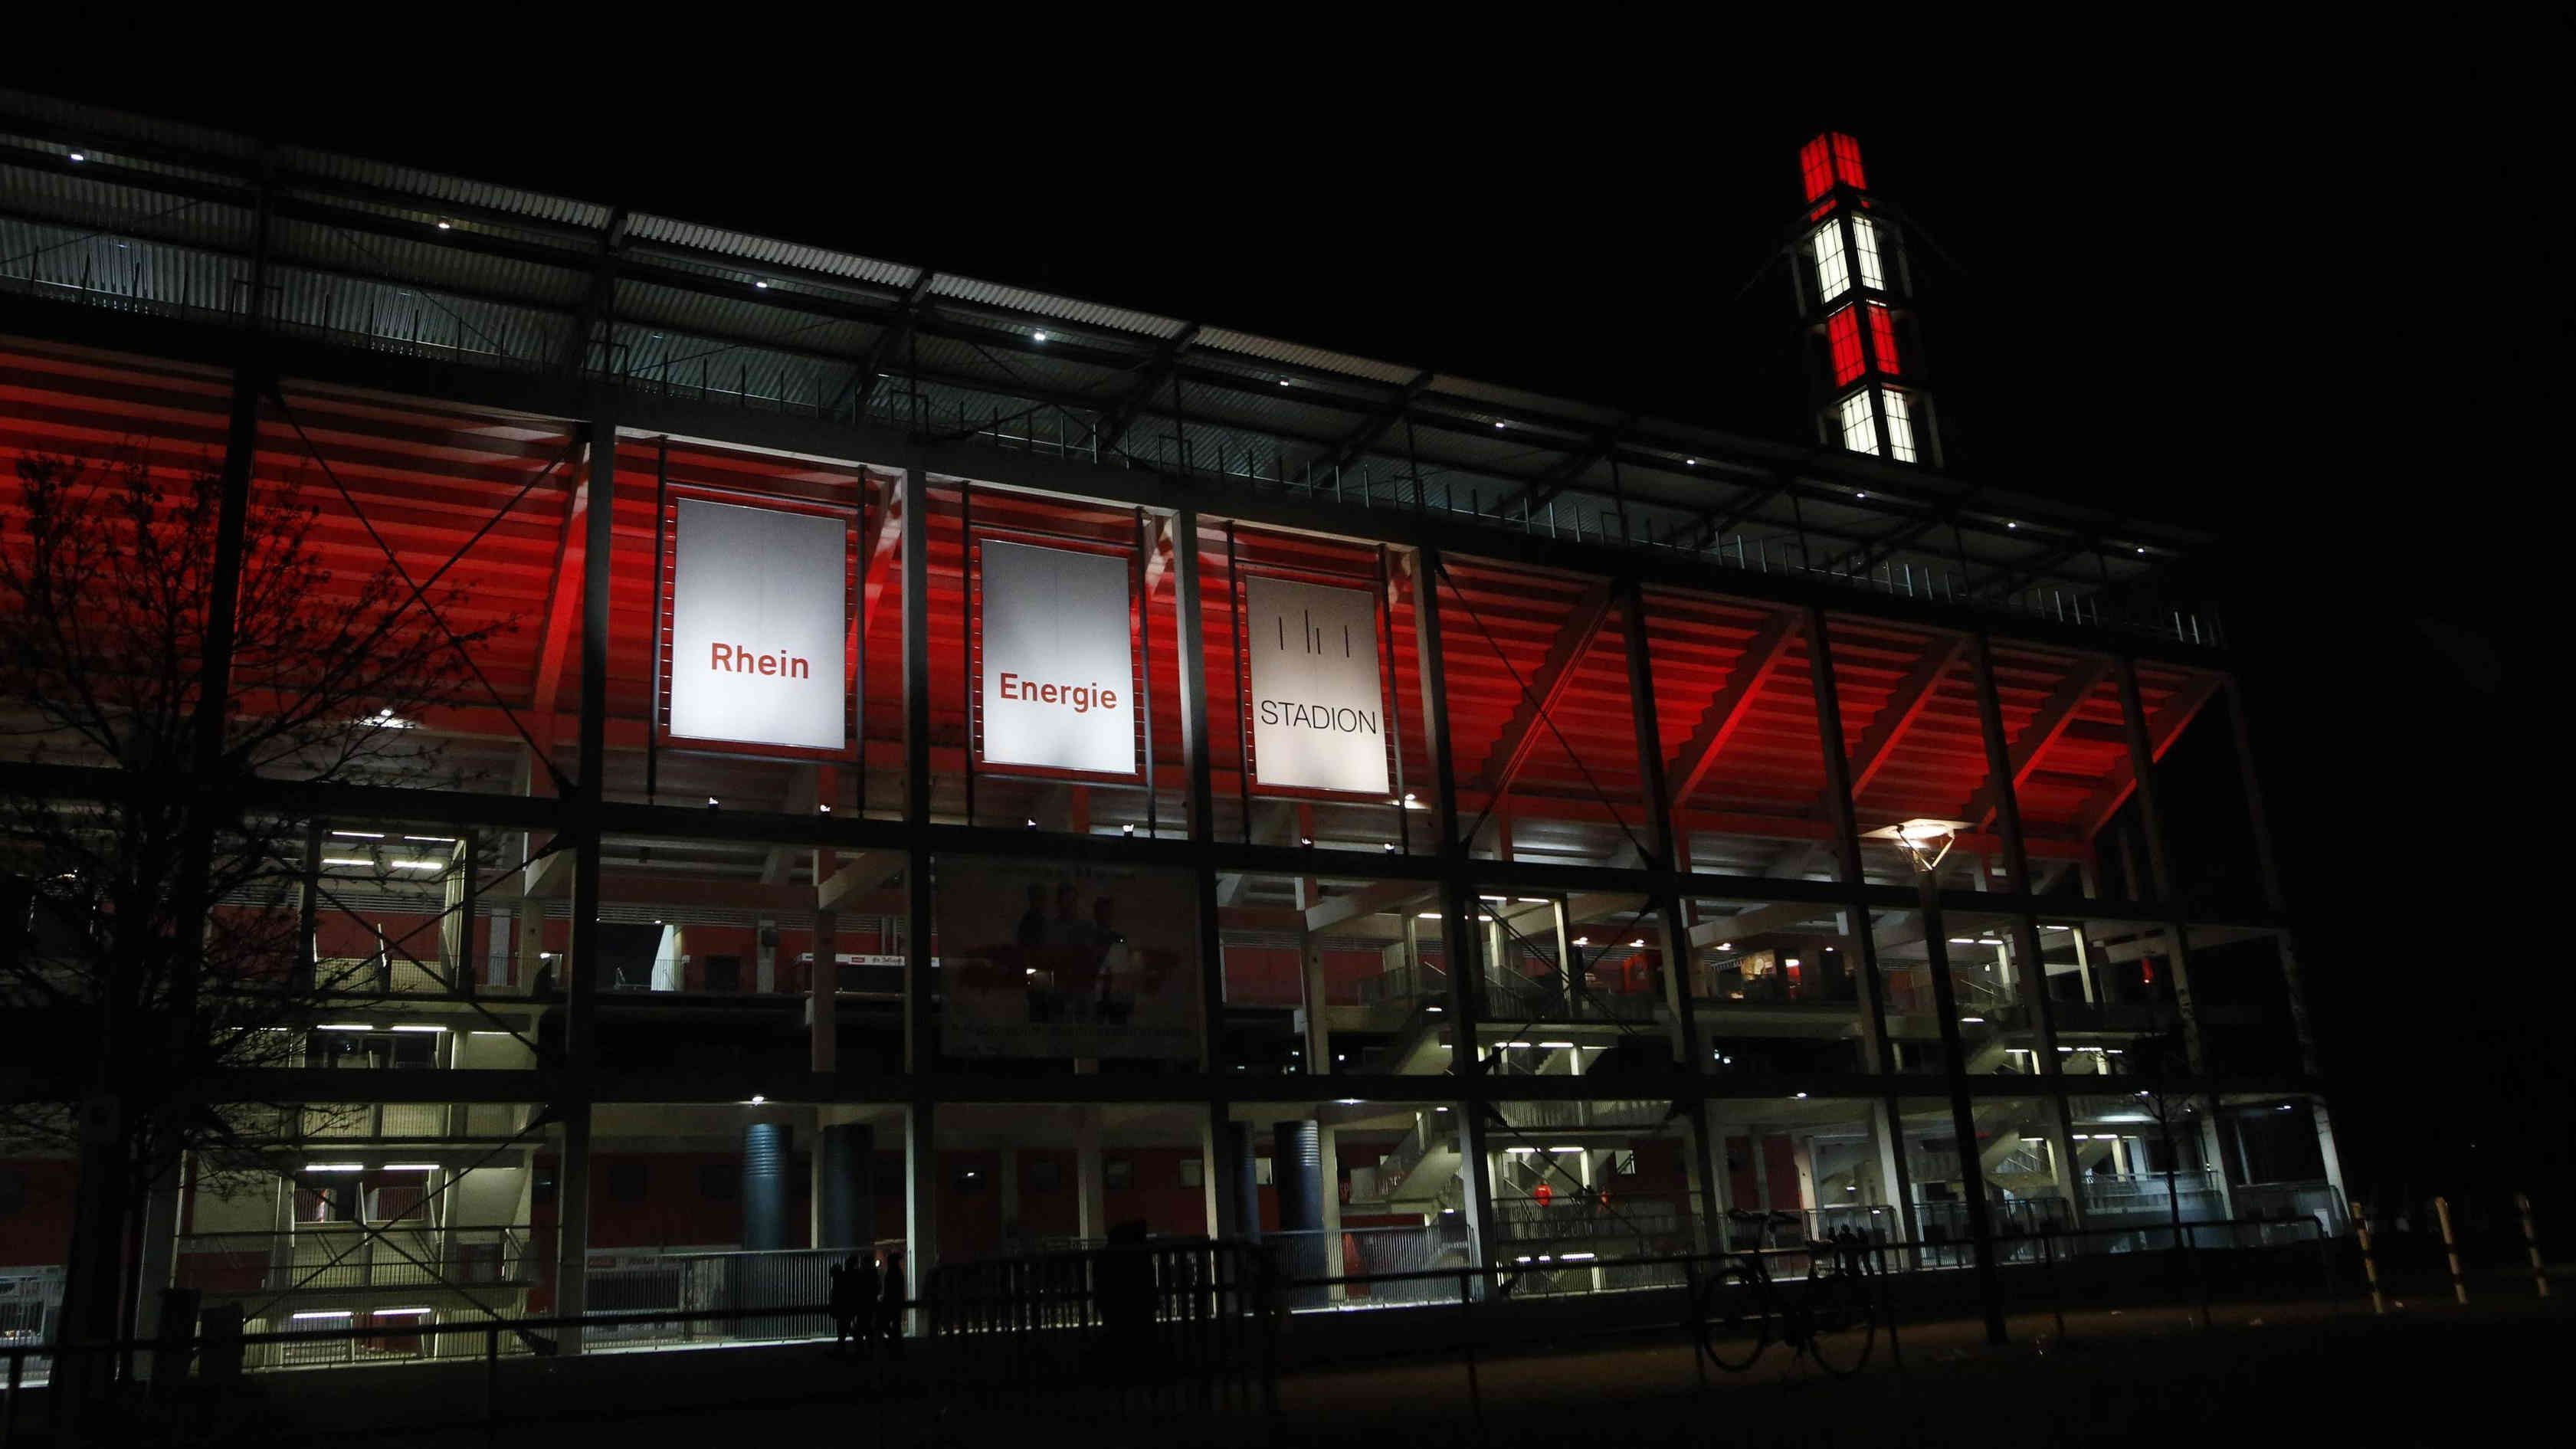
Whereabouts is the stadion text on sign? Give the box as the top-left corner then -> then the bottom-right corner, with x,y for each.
664,497 -> 849,752
978,538 -> 1138,778
1244,573 -> 1390,796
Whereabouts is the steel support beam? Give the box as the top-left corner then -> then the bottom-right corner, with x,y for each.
1667,610 -> 1801,808
1969,631 -> 2085,1228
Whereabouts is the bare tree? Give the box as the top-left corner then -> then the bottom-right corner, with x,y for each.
0,446 -> 506,1382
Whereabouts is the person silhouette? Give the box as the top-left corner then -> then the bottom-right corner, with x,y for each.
877,1247 -> 906,1359
828,1253 -> 862,1356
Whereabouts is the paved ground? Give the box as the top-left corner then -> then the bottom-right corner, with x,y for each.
19,1287 -> 2567,1446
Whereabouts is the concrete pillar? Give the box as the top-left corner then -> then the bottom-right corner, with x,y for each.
1868,1101 -> 1916,1254
741,1120 -> 791,1251
486,913 -> 511,990
902,1100 -> 936,1335
811,907 -> 838,1072
1318,1124 -> 1346,1302
814,1121 -> 874,1251
2310,1103 -> 2351,1231
2197,1114 -> 2237,1217
1299,926 -> 1330,1074
1075,1109 -> 1106,1242
129,1149 -> 185,1374
516,901 -> 543,995
1275,1120 -> 1325,1305
553,1104 -> 592,1353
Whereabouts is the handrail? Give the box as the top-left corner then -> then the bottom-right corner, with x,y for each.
2,1213 -> 2327,1365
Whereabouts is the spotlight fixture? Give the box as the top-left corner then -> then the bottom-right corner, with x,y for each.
749,1095 -> 765,1105
707,796 -> 720,808
1025,818 -> 1038,829
1300,837 -> 1314,847
1884,818 -> 1959,873
1383,842 -> 1396,853
1122,823 -> 1136,835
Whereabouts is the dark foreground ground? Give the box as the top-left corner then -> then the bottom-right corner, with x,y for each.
25,1291 -> 2568,1447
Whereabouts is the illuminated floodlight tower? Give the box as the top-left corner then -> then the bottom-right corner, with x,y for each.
1790,133 -> 1940,468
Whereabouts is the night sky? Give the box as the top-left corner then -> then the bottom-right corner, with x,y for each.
32,33 -> 2565,1212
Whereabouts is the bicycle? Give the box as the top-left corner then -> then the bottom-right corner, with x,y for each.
1686,1211 -> 1877,1377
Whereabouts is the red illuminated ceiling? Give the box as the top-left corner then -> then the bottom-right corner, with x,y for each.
0,338 -> 2215,865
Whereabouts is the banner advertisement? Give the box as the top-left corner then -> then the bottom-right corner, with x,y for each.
1242,573 -> 1391,796
667,498 -> 848,752
978,539 -> 1138,778
937,861 -> 1198,1059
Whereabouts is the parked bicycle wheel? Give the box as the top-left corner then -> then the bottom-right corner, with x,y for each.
1688,1259 -> 1770,1372
1799,1260 -> 1875,1377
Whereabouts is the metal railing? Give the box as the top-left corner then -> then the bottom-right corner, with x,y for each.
172,1225 -> 533,1294
1,1213 -> 2357,1444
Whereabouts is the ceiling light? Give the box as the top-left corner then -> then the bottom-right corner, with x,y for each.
755,280 -> 769,289
332,831 -> 383,840
436,220 -> 452,230
1493,421 -> 1505,428
303,1163 -> 363,1173
1716,942 -> 1732,950
1122,823 -> 1135,835
316,1024 -> 374,1031
1278,378 -> 1290,386
322,857 -> 371,867
1032,330 -> 1047,342
382,1164 -> 440,1172
749,1095 -> 765,1105
820,804 -> 832,813
1686,458 -> 1696,466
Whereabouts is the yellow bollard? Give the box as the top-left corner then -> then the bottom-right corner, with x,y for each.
2356,1220 -> 2385,1315
2433,1196 -> 2468,1306
2517,1192 -> 2551,1300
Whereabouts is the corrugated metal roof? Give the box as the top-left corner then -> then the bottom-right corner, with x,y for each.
1193,326 -> 1417,386
626,215 -> 919,290
927,275 -> 1189,341
1431,374 -> 1622,428
277,144 -> 615,232
0,161 -> 254,253
268,215 -> 588,308
0,89 -> 257,162
0,220 -> 246,320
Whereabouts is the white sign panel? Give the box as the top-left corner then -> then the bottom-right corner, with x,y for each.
1244,574 -> 1390,796
979,539 -> 1136,777
667,498 -> 847,752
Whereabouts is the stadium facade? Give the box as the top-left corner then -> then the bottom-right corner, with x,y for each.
0,93 -> 2342,1369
